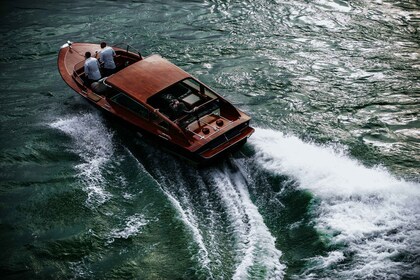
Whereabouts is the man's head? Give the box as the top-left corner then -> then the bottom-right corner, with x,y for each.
85,51 -> 91,58
100,42 -> 106,48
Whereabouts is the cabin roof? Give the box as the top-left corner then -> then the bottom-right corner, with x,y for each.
106,55 -> 191,103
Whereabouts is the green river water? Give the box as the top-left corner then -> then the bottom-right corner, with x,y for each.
0,0 -> 419,279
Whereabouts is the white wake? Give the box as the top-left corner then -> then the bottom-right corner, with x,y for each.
146,155 -> 285,279
212,167 -> 285,279
50,113 -> 115,208
250,128 -> 420,279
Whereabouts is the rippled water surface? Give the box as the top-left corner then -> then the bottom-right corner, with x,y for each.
1,0 -> 419,279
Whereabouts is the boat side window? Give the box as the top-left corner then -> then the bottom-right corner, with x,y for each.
111,93 -> 149,119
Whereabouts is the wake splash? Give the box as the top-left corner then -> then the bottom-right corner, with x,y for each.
146,155 -> 285,279
50,113 -> 114,208
107,213 -> 150,244
212,167 -> 285,279
250,128 -> 420,279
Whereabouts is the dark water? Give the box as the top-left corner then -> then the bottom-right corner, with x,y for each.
1,0 -> 419,279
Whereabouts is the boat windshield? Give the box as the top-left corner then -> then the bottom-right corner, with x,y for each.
112,43 -> 143,58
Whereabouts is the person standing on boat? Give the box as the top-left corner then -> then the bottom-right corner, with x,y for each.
98,42 -> 116,77
84,51 -> 101,86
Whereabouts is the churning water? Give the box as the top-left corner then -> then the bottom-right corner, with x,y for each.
1,0 -> 419,279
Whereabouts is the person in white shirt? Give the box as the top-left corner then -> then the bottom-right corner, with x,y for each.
84,51 -> 101,86
99,42 -> 116,76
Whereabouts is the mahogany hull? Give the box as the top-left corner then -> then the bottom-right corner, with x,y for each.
57,42 -> 254,165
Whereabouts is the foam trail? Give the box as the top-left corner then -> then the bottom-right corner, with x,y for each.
50,113 -> 114,207
163,189 -> 213,273
129,155 -> 214,277
132,151 -> 284,278
163,187 -> 216,278
213,167 -> 285,279
250,128 -> 420,278
107,214 -> 150,244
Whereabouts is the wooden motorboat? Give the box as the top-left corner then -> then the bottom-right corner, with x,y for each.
57,42 -> 254,165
